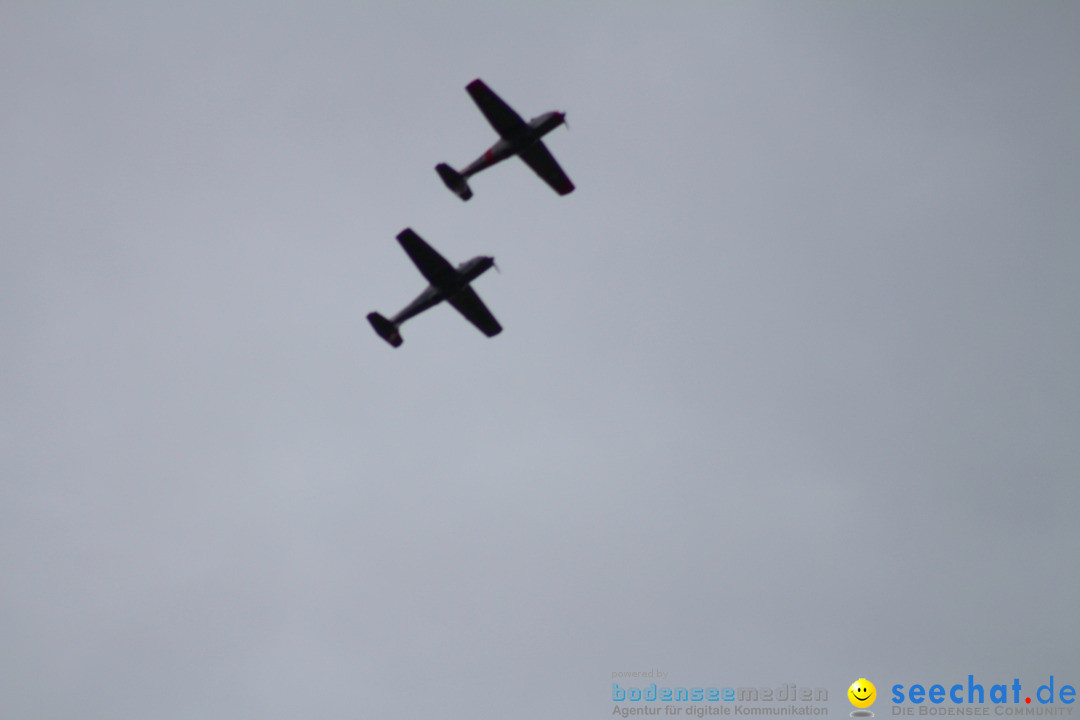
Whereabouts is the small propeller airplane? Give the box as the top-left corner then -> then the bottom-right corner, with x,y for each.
367,229 -> 501,348
436,78 -> 574,201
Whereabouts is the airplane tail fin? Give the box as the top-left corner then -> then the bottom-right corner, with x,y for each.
367,312 -> 403,348
436,163 -> 473,201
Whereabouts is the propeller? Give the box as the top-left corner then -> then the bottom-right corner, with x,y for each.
493,259 -> 501,274
563,113 -> 570,131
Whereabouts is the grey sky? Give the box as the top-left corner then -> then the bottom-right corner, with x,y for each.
2,2 -> 1078,719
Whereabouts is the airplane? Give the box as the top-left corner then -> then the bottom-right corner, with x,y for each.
436,78 -> 574,201
367,228 -> 501,348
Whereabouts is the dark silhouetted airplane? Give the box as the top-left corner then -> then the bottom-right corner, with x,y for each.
436,78 -> 574,200
367,229 -> 501,347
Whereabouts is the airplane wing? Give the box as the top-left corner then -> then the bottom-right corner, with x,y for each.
518,141 -> 575,196
396,228 -> 455,286
448,286 -> 502,337
466,79 -> 528,138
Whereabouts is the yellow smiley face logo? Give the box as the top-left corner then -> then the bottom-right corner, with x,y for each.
848,679 -> 876,708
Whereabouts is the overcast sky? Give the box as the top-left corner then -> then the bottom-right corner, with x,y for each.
2,2 -> 1078,719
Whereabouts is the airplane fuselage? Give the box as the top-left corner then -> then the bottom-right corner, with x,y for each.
461,112 -> 566,178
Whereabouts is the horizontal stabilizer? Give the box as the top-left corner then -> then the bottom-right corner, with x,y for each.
367,312 -> 403,348
436,163 -> 473,201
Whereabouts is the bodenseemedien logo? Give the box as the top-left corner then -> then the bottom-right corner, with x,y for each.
610,677 -> 829,718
